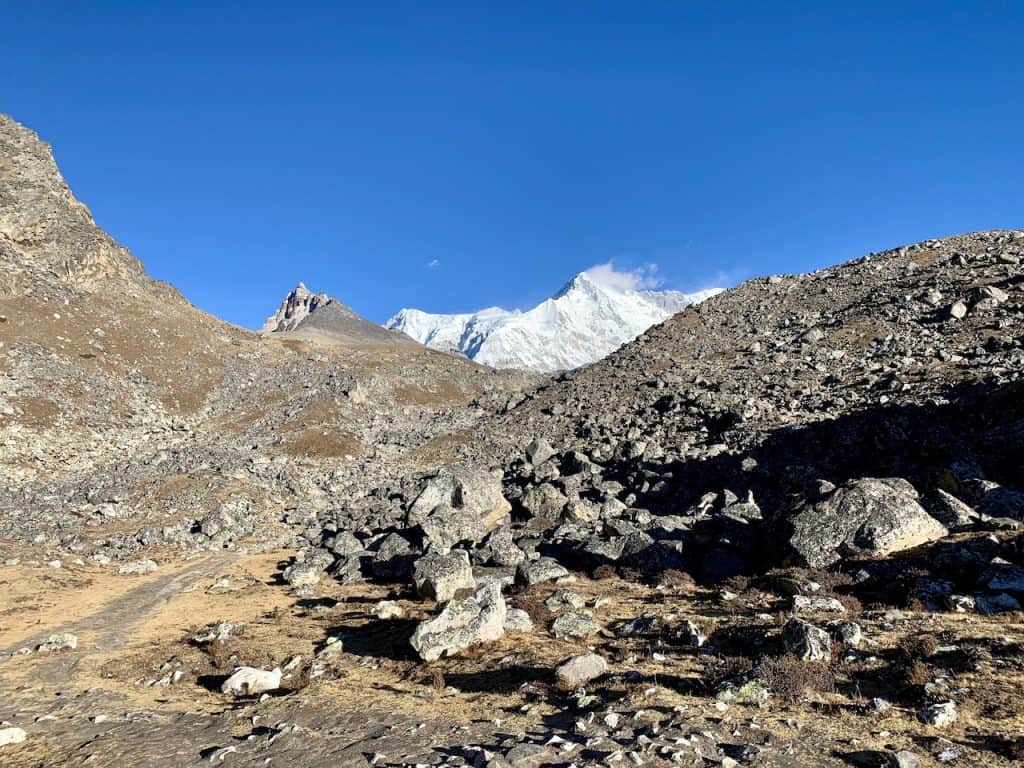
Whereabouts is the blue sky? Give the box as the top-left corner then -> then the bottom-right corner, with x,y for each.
3,2 -> 1023,326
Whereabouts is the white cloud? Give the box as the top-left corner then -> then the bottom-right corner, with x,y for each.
425,259 -> 441,269
582,261 -> 663,292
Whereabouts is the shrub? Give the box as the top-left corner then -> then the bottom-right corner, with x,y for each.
897,633 -> 938,662
757,654 -> 836,704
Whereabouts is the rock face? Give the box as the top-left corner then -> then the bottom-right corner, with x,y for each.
781,478 -> 948,568
410,582 -> 507,661
261,283 -> 414,345
261,283 -> 331,332
0,115 -> 144,291
387,271 -> 721,373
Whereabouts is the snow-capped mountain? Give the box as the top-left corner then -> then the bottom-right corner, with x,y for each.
387,272 -> 721,373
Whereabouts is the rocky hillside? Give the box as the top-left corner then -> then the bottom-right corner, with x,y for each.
0,114 -> 533,556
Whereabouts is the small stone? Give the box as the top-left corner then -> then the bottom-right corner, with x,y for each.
894,751 -> 921,768
37,632 -> 77,652
917,701 -> 957,727
949,301 -> 968,320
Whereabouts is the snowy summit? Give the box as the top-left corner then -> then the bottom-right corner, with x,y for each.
387,267 -> 721,373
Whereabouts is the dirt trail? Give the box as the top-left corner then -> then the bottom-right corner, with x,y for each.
1,553 -> 236,664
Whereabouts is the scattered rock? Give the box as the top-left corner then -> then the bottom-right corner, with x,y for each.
555,652 -> 608,690
221,667 -> 282,697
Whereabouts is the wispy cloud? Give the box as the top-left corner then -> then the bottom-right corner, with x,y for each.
582,261 -> 663,292
425,258 -> 441,269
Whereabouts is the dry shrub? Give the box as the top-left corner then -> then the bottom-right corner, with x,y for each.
721,574 -> 751,594
283,667 -> 311,693
702,654 -> 754,690
510,592 -> 554,627
206,639 -> 234,669
758,655 -> 836,704
431,668 -> 446,693
659,569 -> 696,589
897,633 -> 938,662
902,660 -> 931,687
592,564 -> 618,580
836,593 -> 863,616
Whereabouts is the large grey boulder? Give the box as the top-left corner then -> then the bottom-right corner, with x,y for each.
418,503 -> 487,554
412,551 -> 475,603
515,557 -> 570,587
782,478 -> 947,568
520,483 -> 568,521
407,466 -> 511,538
410,582 -> 507,661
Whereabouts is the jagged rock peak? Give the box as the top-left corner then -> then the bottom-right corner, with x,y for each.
0,114 -> 144,291
262,282 -> 333,332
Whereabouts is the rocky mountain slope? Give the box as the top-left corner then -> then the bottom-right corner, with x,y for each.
2,113 -> 1023,767
387,271 -> 720,372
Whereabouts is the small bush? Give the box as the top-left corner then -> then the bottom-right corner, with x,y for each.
592,564 -> 618,580
659,569 -> 697,589
702,654 -> 753,690
758,655 -> 835,704
510,592 -> 554,626
897,633 -> 938,662
901,660 -> 931,687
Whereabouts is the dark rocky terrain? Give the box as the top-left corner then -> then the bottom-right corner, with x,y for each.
1,114 -> 1022,767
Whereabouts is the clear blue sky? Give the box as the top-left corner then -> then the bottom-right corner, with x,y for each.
4,2 -> 1022,327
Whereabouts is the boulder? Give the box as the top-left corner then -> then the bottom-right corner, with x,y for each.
924,490 -> 980,531
410,582 -> 506,661
791,595 -> 846,615
407,465 -> 511,533
555,652 -> 608,691
418,503 -> 486,554
917,701 -> 957,727
525,437 -> 556,466
520,483 -> 568,522
550,611 -> 599,639
782,618 -> 832,661
515,557 -> 569,587
221,667 -> 282,696
412,551 -> 475,603
282,560 -> 322,588
504,608 -> 534,632
782,478 -> 947,568
370,532 -> 417,581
